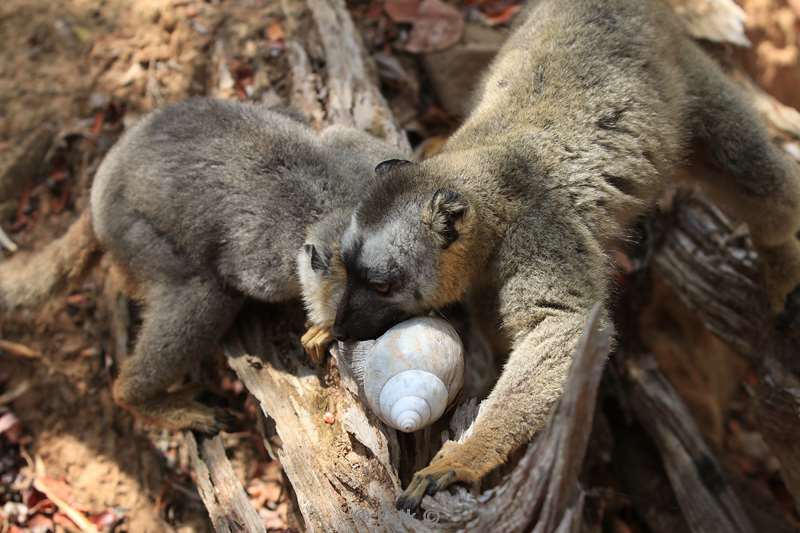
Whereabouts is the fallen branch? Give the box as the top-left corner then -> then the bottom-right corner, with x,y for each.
647,193 -> 800,518
187,434 -> 266,533
0,339 -> 41,359
624,354 -> 755,533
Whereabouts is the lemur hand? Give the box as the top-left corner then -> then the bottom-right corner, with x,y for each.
300,324 -> 334,365
396,441 -> 500,512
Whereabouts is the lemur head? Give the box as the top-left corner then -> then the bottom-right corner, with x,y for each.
297,211 -> 349,328
332,159 -> 477,341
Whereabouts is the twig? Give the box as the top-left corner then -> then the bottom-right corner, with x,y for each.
625,354 -> 755,533
33,477 -> 99,533
0,225 -> 17,253
186,433 -> 266,533
0,339 -> 41,359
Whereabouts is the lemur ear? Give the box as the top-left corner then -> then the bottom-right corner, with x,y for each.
424,188 -> 469,249
375,159 -> 412,175
304,243 -> 330,274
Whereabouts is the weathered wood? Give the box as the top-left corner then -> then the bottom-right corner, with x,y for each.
754,357 -> 800,514
650,193 -> 800,513
187,433 -> 267,533
306,0 -> 410,151
624,354 -> 755,533
224,303 -> 431,532
651,193 -> 769,362
221,302 -> 610,532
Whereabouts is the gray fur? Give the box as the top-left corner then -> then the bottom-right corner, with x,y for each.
329,0 -> 800,507
90,98 -> 406,431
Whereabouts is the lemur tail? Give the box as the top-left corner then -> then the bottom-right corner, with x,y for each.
0,210 -> 101,312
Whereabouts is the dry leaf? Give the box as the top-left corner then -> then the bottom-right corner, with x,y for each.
385,0 -> 420,22
0,412 -> 20,435
33,478 -> 98,533
484,3 -> 521,26
266,21 -> 284,42
405,0 -> 464,53
738,74 -> 800,138
667,0 -> 750,46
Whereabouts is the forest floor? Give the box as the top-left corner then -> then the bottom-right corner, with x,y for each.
1,0 -> 799,532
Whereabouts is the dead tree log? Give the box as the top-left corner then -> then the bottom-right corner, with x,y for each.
221,302 -> 610,532
646,193 -> 800,517
187,434 -> 267,533
624,354 -> 755,533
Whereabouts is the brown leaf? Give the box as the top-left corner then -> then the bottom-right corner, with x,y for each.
0,412 -> 20,435
33,478 -> 97,533
405,0 -> 464,53
484,3 -> 521,26
0,340 -> 41,359
26,514 -> 54,531
266,21 -> 284,42
667,0 -> 750,46
385,0 -> 419,22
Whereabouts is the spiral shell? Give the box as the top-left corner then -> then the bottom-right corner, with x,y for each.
358,317 -> 464,432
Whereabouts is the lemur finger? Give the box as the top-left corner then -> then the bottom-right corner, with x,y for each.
310,341 -> 325,366
396,475 -> 432,512
312,330 -> 334,362
301,325 -> 322,347
431,470 -> 456,493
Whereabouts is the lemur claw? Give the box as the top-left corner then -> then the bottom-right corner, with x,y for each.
396,442 -> 487,513
396,470 -> 457,512
300,324 -> 334,365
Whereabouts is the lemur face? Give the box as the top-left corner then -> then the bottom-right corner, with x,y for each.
332,161 -> 470,341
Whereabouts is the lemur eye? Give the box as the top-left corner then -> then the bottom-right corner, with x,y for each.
370,282 -> 391,295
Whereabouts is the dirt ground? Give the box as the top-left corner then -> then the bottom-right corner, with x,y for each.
1,0 -> 799,532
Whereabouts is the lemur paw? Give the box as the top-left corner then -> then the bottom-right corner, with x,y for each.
396,441 -> 490,513
188,406 -> 241,436
301,324 -> 334,365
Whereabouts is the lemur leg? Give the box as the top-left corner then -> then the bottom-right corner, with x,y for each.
398,220 -> 608,510
684,44 -> 800,307
112,276 -> 243,434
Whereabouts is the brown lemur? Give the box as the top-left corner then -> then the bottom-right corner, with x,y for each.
321,0 -> 800,510
0,98 -> 408,433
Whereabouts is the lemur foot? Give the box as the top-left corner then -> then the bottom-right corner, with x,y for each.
301,324 -> 334,365
123,387 -> 241,436
396,441 -> 493,512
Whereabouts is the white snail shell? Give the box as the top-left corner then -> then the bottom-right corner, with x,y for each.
355,317 -> 464,433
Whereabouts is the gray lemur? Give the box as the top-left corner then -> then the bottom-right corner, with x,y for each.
0,98 -> 406,433
324,0 -> 800,509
